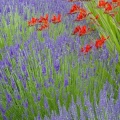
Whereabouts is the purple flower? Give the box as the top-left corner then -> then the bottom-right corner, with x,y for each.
37,94 -> 41,101
18,74 -> 23,81
109,58 -> 114,66
54,59 -> 60,72
115,53 -> 119,63
36,82 -> 41,89
84,94 -> 95,119
23,100 -> 28,108
22,80 -> 27,89
44,97 -> 48,109
0,60 -> 5,69
6,7 -> 10,13
2,114 -> 7,120
21,64 -> 26,72
42,65 -> 46,75
36,114 -> 41,120
48,77 -> 54,84
4,58 -> 12,69
0,104 -> 6,114
6,92 -> 12,104
44,81 -> 49,88
64,75 -> 68,87
11,78 -> 16,89
16,94 -> 21,100
3,75 -> 8,83
9,47 -> 15,58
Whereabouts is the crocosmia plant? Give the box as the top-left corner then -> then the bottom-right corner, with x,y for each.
0,0 -> 120,119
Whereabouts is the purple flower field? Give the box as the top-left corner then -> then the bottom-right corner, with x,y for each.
0,0 -> 120,120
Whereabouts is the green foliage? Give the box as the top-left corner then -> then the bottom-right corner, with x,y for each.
85,1 -> 120,53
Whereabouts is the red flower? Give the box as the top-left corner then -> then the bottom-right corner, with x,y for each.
38,14 -> 49,24
104,2 -> 113,13
74,10 -> 91,21
81,44 -> 92,54
78,25 -> 94,36
95,39 -> 105,49
97,0 -> 106,8
71,25 -> 81,35
37,23 -> 49,31
51,14 -> 62,24
75,13 -> 85,21
67,4 -> 81,15
95,35 -> 109,49
28,17 -> 38,26
79,25 -> 87,36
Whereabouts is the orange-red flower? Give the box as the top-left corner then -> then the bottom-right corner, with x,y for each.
104,2 -> 113,13
95,35 -> 109,49
97,0 -> 106,8
38,14 -> 49,24
71,25 -> 81,35
79,25 -> 87,36
80,44 -> 92,54
28,17 -> 38,26
67,4 -> 81,15
75,13 -> 86,21
37,23 -> 49,31
74,9 -> 91,21
78,25 -> 94,36
51,14 -> 62,24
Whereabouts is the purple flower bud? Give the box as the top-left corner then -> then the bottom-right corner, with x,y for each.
25,71 -> 29,78
9,47 -> 14,58
115,53 -> 119,63
6,92 -> 12,104
2,114 -> 7,120
22,80 -> 26,89
37,94 -> 41,101
24,13 -> 27,20
42,65 -> 46,75
0,60 -> 5,69
6,7 -> 10,13
36,114 -> 41,120
4,58 -> 12,69
99,87 -> 107,108
11,78 -> 16,89
64,75 -> 68,87
44,81 -> 49,88
109,58 -> 114,66
21,64 -> 26,72
36,82 -> 41,89
18,74 -> 23,81
44,97 -> 48,109
3,75 -> 8,83
48,78 -> 54,84
54,59 -> 60,72
0,104 -> 6,114
23,100 -> 28,108
16,94 -> 21,100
